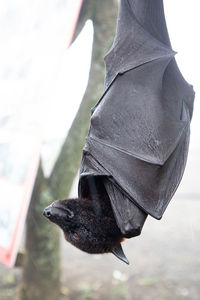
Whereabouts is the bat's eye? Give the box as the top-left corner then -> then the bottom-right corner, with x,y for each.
72,233 -> 79,240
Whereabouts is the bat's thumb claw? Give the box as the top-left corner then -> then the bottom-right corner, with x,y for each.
112,244 -> 129,265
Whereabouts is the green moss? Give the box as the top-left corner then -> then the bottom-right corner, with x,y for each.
138,277 -> 158,286
111,282 -> 128,299
2,273 -> 15,285
77,283 -> 95,300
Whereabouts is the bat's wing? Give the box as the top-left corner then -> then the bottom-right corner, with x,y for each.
78,0 -> 195,238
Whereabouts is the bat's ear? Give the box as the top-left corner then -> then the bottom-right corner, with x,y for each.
112,244 -> 129,265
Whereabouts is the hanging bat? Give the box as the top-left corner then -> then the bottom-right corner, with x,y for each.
44,0 -> 195,264
44,177 -> 131,264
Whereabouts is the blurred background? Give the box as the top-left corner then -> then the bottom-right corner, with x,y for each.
0,0 -> 200,299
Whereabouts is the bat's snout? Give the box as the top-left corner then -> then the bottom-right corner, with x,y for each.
43,202 -> 74,220
43,206 -> 52,218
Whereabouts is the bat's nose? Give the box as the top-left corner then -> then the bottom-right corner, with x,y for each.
43,206 -> 52,218
43,202 -> 74,219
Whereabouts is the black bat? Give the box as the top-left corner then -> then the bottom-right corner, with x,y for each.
44,0 -> 195,264
44,177 -> 130,264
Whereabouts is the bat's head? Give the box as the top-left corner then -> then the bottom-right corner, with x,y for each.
43,198 -> 129,264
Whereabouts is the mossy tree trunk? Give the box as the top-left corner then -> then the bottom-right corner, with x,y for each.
19,1 -> 118,299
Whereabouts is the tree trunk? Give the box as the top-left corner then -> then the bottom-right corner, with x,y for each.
19,165 -> 60,300
49,0 -> 118,197
18,1 -> 118,299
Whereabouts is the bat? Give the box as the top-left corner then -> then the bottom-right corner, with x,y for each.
44,177 -> 130,264
44,0 -> 195,264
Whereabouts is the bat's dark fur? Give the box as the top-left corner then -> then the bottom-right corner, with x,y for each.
43,177 -> 124,254
44,197 -> 123,254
